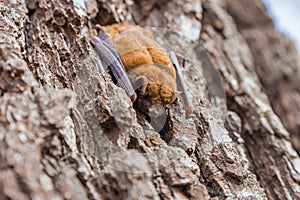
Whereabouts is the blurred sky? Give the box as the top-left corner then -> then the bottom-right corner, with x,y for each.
263,0 -> 300,53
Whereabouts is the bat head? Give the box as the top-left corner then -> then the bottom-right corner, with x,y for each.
127,63 -> 177,106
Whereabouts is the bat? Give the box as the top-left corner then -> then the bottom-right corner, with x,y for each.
90,23 -> 193,118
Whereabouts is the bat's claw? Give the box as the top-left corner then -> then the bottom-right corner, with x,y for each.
95,24 -> 102,30
130,93 -> 137,102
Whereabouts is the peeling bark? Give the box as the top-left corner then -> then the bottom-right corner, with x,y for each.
1,0 -> 299,199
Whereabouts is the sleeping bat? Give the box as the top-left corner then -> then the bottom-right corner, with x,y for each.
90,23 -> 192,118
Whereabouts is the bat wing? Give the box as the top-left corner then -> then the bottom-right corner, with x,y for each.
168,51 -> 193,118
91,29 -> 137,102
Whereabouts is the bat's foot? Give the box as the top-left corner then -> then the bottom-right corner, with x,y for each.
95,24 -> 102,30
130,93 -> 137,102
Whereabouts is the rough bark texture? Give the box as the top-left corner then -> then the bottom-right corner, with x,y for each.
1,0 -> 299,199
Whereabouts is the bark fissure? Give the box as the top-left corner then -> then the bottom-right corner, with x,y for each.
1,0 -> 299,199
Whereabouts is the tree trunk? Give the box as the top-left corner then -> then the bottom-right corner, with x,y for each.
1,0 -> 299,199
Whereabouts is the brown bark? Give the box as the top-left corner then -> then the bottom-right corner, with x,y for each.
1,0 -> 299,199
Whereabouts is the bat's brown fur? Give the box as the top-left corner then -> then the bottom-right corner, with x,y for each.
101,24 -> 177,105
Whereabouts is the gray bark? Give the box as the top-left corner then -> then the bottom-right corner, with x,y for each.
1,0 -> 299,199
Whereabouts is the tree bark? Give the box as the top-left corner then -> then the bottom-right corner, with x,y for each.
1,0 -> 299,199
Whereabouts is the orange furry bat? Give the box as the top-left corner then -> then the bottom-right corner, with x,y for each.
91,23 -> 192,118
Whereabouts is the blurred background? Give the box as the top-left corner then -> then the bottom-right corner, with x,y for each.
264,0 -> 300,53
